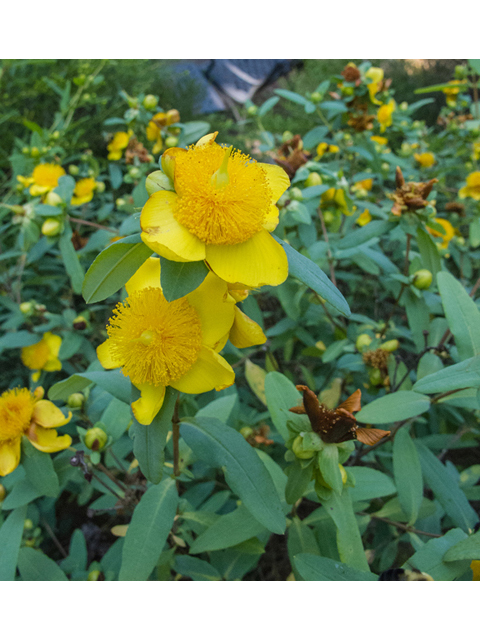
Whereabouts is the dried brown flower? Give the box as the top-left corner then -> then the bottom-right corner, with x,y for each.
274,134 -> 310,179
388,166 -> 438,216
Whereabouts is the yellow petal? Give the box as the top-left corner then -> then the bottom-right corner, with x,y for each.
111,525 -> 129,537
32,371 -> 41,383
43,332 -> 62,358
195,132 -> 218,146
71,193 -> 94,206
206,230 -> 288,288
263,205 -> 279,232
258,163 -> 290,203
43,356 -> 62,372
141,191 -> 206,262
186,272 -> 235,350
171,346 -> 234,394
97,339 -> 124,369
131,383 -> 166,425
0,439 -> 21,476
126,256 -> 161,295
229,307 -> 267,348
33,400 -> 72,428
27,425 -> 72,453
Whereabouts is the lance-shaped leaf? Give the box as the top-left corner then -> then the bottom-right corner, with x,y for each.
159,257 -> 209,302
356,391 -> 430,424
294,553 -> 377,581
413,355 -> 480,395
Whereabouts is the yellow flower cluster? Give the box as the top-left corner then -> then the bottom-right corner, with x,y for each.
146,109 -> 181,154
17,163 -> 66,197
316,142 -> 339,159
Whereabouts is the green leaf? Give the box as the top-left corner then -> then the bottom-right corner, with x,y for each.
244,359 -> 267,405
177,121 -> 210,147
356,391 -> 430,424
407,528 -> 470,581
443,530 -> 480,561
437,271 -> 480,360
258,96 -> 280,117
417,228 -> 441,277
319,445 -> 342,494
0,505 -> 27,581
302,125 -> 329,150
285,459 -> 313,504
469,59 -> 480,74
274,89 -> 314,109
288,517 -> 320,579
414,82 -> 468,94
294,553 -> 377,581
404,291 -> 431,352
17,546 -> 68,581
22,439 -> 60,498
264,372 -> 302,441
196,394 -> 237,424
413,355 -> 480,394
60,529 -> 88,573
189,505 -> 265,554
180,417 -> 286,534
174,555 -> 221,581
54,175 -> 75,202
393,429 -> 423,525
416,441 -> 477,532
273,235 -> 350,317
337,221 -> 395,250
119,477 -> 178,581
0,331 -> 39,352
349,467 -> 396,502
323,489 -> 370,572
373,496 -> 436,522
159,257 -> 209,302
130,387 -> 178,484
1,479 -> 42,510
82,234 -> 153,303
59,224 -> 85,294
48,369 -> 131,403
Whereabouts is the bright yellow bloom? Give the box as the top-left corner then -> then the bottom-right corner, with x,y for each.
71,177 -> 97,206
97,257 -> 257,425
0,386 -> 71,476
352,178 -> 373,193
321,187 -> 352,215
426,218 -> 456,249
316,142 -> 339,159
17,175 -> 35,188
356,210 -> 372,226
19,164 -> 66,197
107,131 -> 131,161
377,100 -> 396,133
442,80 -> 465,107
414,152 -> 436,168
146,110 -> 180,155
471,561 -> 480,581
21,332 -> 62,382
371,136 -> 388,146
459,171 -> 480,200
365,67 -> 384,105
140,133 -> 290,289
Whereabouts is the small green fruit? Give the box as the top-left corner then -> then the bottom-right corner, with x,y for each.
356,334 -> 373,352
143,94 -> 159,110
87,570 -> 102,581
380,339 -> 399,352
292,435 -> 316,459
412,269 -> 433,290
310,92 -> 322,103
84,427 -> 108,451
41,218 -> 62,237
68,393 -> 84,409
369,368 -> 383,386
165,136 -> 178,148
289,187 -> 303,201
246,105 -> 258,116
305,172 -> 322,187
240,426 -> 254,439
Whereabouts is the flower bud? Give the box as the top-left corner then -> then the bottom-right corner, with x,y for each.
20,301 -> 34,315
282,131 -> 293,143
455,65 -> 468,80
165,136 -> 179,148
342,86 -> 354,96
380,339 -> 399,352
143,94 -> 159,110
127,96 -> 139,109
95,181 -> 105,193
399,101 -> 409,111
323,210 -> 335,225
24,519 -> 34,530
116,198 -> 126,208
381,162 -> 390,172
129,166 -> 141,179
246,105 -> 258,116
68,393 -> 84,409
240,426 -> 254,439
356,333 -> 373,352
292,435 -> 316,459
85,426 -> 108,451
289,187 -> 303,201
87,570 -> 102,581
73,315 -> 87,330
41,218 -> 62,237
51,131 -> 60,140
310,92 -> 322,103
0,484 -> 5,502
44,191 -> 63,206
31,147 -> 40,157
369,368 -> 383,386
305,172 -> 322,187
35,303 -> 46,313
412,269 -> 433,290
22,147 -> 30,155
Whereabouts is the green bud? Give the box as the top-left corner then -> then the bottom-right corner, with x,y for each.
165,136 -> 179,148
310,92 -> 322,103
240,426 -> 254,439
84,427 -> 108,451
369,368 -> 383,386
31,147 -> 40,157
305,172 -> 322,187
146,170 -> 173,196
68,165 -> 79,175
129,166 -> 141,179
22,147 -> 30,155
116,198 -> 126,208
380,339 -> 399,352
51,131 -> 60,140
246,105 -> 258,116
455,65 -> 468,80
356,333 -> 373,352
282,131 -> 293,143
399,101 -> 409,111
412,269 -> 433,290
292,435 -> 316,459
67,393 -> 84,409
95,181 -> 105,193
41,218 -> 62,237
342,86 -> 354,96
87,570 -> 102,581
0,484 -> 5,502
44,191 -> 63,206
143,94 -> 159,110
289,187 -> 303,201
20,301 -> 34,315
24,519 -> 34,530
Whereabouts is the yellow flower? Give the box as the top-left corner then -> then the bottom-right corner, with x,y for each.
352,178 -> 373,193
146,110 -> 181,155
414,152 -> 436,168
315,142 -> 339,159
71,177 -> 97,206
377,100 -> 396,133
471,561 -> 480,581
98,257 -> 247,425
472,142 -> 480,161
459,171 -> 480,200
0,386 -> 72,476
426,218 -> 456,249
442,80 -> 464,107
107,131 -> 131,161
371,135 -> 388,146
21,332 -> 62,382
321,187 -> 352,215
356,210 -> 372,226
140,133 -> 290,288
26,164 -> 66,197
365,67 -> 384,105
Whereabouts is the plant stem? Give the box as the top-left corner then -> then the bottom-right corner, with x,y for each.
359,513 -> 442,538
96,461 -> 128,492
318,206 -> 337,286
68,216 -> 119,234
41,518 -> 68,557
172,400 -> 180,477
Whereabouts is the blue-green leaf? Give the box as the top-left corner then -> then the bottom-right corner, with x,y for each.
0,505 -> 27,581
48,369 -> 131,403
413,355 -> 480,394
294,553 -> 377,581
17,546 -> 68,581
393,429 -> 423,525
264,372 -> 302,441
159,257 -> 209,302
356,391 -> 430,424
174,555 -> 221,580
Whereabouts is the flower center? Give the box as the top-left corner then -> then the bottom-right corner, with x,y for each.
0,388 -> 36,442
173,143 -> 272,245
106,287 -> 203,386
32,164 -> 65,188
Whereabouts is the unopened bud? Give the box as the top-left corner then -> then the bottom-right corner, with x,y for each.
116,198 -> 126,208
73,315 -> 87,330
289,187 -> 304,201
87,570 -> 102,581
20,301 -> 34,314
246,105 -> 258,116
24,519 -> 34,530
0,484 -> 5,502
412,269 -> 433,290
380,339 -> 399,352
305,172 -> 322,187
84,426 -> 108,451
44,191 -> 63,206
95,181 -> 105,193
129,166 -> 141,179
41,218 -> 62,237
369,368 -> 383,386
310,92 -> 322,103
240,426 -> 254,439
31,147 -> 40,157
143,94 -> 159,110
292,435 -> 316,459
282,131 -> 293,143
356,334 -> 373,352
165,136 -> 179,149
68,393 -> 84,409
